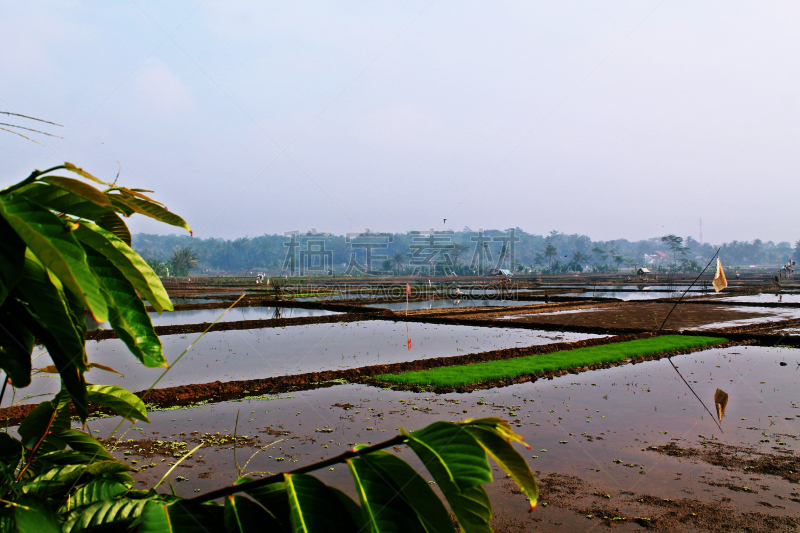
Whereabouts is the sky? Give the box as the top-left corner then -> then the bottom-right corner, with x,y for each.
1,1 -> 799,244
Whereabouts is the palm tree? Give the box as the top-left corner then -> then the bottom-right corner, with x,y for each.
392,250 -> 405,275
543,243 -> 558,271
171,247 -> 198,277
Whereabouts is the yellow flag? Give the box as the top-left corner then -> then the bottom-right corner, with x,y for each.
714,388 -> 729,422
713,257 -> 727,292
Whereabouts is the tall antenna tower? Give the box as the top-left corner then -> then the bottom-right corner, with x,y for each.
699,218 -> 703,245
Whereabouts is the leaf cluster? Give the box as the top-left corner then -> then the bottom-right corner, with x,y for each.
0,163 -> 190,419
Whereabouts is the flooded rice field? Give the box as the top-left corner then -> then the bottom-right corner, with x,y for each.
12,321 -> 604,407
366,299 -> 541,310
716,293 -> 800,304
84,344 -> 800,531
147,306 -> 340,326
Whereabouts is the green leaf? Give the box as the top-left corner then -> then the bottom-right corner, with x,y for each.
63,162 -> 112,187
0,299 -> 34,387
242,480 -> 292,529
58,478 -> 129,513
57,429 -> 116,462
0,194 -> 108,322
443,486 -> 492,533
0,214 -> 25,305
14,254 -> 89,418
14,495 -> 60,533
76,222 -> 172,314
356,450 -> 455,533
95,211 -> 131,246
84,247 -> 166,368
404,421 -> 492,492
138,501 -> 224,533
224,494 -> 281,532
348,455 -> 425,533
87,384 -> 150,423
462,426 -> 538,510
40,176 -> 113,208
20,460 -> 131,498
284,473 -> 359,533
16,251 -> 87,367
108,194 -> 191,234
62,498 -> 149,533
403,423 -> 493,533
18,401 -> 56,448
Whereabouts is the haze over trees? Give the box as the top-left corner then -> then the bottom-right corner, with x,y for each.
133,229 -> 796,275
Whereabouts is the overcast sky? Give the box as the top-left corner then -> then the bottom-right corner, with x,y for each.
2,1 -> 799,244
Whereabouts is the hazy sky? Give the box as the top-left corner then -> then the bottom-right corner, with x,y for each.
2,1 -> 799,244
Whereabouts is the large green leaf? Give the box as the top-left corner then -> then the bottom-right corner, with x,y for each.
76,223 -> 172,314
18,401 -> 57,448
0,194 -> 108,322
443,485 -> 492,533
242,480 -> 292,529
462,426 -> 538,511
284,473 -> 360,533
20,461 -> 131,498
96,211 -> 131,245
224,494 -> 281,532
14,254 -> 89,417
62,498 -> 149,533
404,421 -> 492,492
14,495 -> 60,533
57,429 -> 116,462
357,450 -> 455,533
403,423 -> 493,533
108,194 -> 191,234
0,299 -> 34,387
138,501 -> 224,533
16,179 -> 113,222
0,214 -> 25,305
17,252 -> 87,370
84,247 -> 166,368
58,478 -> 130,514
87,384 -> 150,423
347,455 -> 425,533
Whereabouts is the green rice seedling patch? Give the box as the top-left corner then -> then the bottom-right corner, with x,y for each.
377,335 -> 727,388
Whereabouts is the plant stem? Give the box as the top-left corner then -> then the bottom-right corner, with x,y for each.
186,434 -> 406,504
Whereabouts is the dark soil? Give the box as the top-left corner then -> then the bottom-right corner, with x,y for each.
647,441 -> 800,484
505,302 -> 780,330
501,471 -> 800,532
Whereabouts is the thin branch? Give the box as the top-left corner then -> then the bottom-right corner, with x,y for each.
0,112 -> 63,126
187,434 -> 406,504
0,123 -> 63,138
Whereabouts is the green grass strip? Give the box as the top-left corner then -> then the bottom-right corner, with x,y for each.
377,335 -> 728,388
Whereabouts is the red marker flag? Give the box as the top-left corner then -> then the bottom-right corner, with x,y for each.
406,283 -> 411,296
407,338 -> 412,350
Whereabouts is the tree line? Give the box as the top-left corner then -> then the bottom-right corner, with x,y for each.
132,229 -> 799,276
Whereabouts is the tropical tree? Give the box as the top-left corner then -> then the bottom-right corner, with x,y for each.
591,246 -> 608,266
543,243 -> 558,271
392,250 -> 405,275
661,234 -> 688,263
170,246 -> 198,277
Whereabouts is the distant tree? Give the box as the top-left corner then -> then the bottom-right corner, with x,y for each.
661,234 -> 688,262
591,246 -> 608,266
543,243 -> 558,270
381,258 -> 393,273
171,247 -> 198,277
793,240 -> 800,264
392,250 -> 405,274
147,258 -> 168,277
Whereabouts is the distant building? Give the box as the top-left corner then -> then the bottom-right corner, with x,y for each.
488,268 -> 513,276
637,267 -> 652,279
